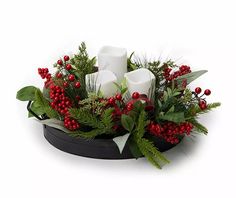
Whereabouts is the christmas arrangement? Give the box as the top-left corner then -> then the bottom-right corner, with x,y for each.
16,42 -> 220,169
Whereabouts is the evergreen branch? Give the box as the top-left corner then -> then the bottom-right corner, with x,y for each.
140,138 -> 170,164
138,144 -> 161,169
101,108 -> 114,129
135,110 -> 148,139
189,118 -> 208,135
69,108 -> 103,128
195,102 -> 221,115
137,138 -> 169,169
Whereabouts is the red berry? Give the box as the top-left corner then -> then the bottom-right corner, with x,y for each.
127,103 -> 133,111
68,74 -> 75,81
204,89 -> 211,96
115,93 -> 122,101
64,55 -> 70,61
75,82 -> 81,88
56,72 -> 62,78
199,100 -> 207,110
195,87 -> 202,94
57,59 -> 63,65
66,64 -> 72,70
108,97 -> 115,105
132,92 -> 140,99
63,82 -> 69,87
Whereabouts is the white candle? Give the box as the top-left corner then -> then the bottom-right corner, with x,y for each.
85,70 -> 117,98
98,46 -> 127,81
124,68 -> 156,97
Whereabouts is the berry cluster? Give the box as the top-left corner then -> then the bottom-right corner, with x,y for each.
64,117 -> 80,131
49,85 -> 72,116
194,87 -> 211,110
38,68 -> 52,88
164,65 -> 191,81
148,121 -> 193,144
49,85 -> 80,131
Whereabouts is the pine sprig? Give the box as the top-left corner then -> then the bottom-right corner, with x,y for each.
135,110 -> 148,139
101,108 -> 114,129
137,138 -> 170,169
189,118 -> 208,134
69,108 -> 102,128
195,102 -> 221,115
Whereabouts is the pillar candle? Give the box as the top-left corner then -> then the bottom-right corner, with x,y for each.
85,70 -> 117,98
98,46 -> 127,81
124,68 -> 156,97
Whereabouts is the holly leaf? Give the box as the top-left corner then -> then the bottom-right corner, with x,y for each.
16,86 -> 38,101
113,133 -> 131,154
121,114 -> 134,132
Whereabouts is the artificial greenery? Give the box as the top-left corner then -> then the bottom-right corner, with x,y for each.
16,42 -> 221,169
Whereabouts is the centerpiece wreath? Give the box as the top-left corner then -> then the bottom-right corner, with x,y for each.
16,42 -> 220,169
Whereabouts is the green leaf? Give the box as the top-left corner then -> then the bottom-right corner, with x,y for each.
176,70 -> 208,85
28,101 -> 45,118
167,106 -> 175,113
16,86 -> 38,101
159,112 -> 185,123
113,133 -> 131,154
121,114 -> 134,132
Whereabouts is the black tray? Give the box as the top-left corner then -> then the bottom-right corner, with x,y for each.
27,101 -> 181,159
43,125 -> 180,159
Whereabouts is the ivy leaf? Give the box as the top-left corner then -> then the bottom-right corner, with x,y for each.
159,112 -> 185,123
16,86 -> 38,101
113,133 -> 131,154
176,70 -> 207,85
121,114 -> 134,132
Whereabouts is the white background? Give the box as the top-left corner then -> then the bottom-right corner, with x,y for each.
0,0 -> 235,197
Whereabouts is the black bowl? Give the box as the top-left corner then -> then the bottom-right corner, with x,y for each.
43,125 -> 181,159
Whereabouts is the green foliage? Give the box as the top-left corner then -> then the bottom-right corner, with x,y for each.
121,114 -> 134,132
176,70 -> 208,85
69,107 -> 115,138
135,110 -> 148,139
34,89 -> 59,119
189,118 -> 208,135
137,138 -> 170,169
78,93 -> 107,115
195,102 -> 221,115
70,42 -> 96,78
69,108 -> 102,128
159,112 -> 185,123
126,110 -> 169,169
28,100 -> 45,118
16,86 -> 37,101
113,78 -> 128,95
180,88 -> 192,104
